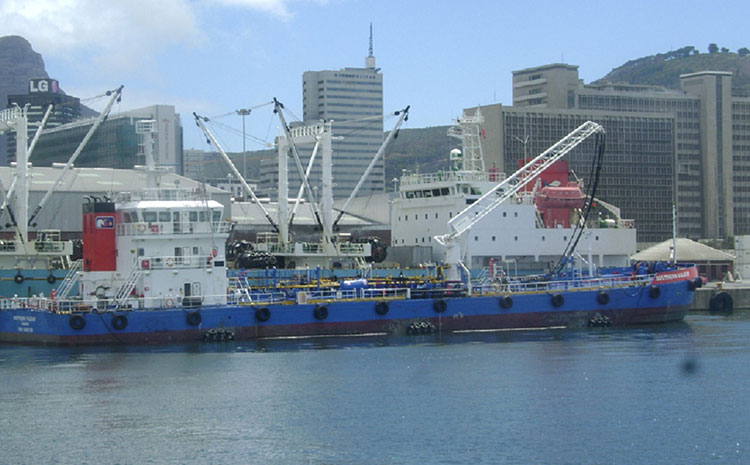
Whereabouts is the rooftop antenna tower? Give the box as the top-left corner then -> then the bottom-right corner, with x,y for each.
366,23 -> 376,69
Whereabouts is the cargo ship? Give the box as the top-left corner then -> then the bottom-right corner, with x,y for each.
0,119 -> 701,345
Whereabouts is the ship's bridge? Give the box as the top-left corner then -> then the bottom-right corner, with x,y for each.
398,170 -> 506,200
114,190 -> 231,236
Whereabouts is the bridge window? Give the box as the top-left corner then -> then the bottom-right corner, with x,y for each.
159,212 -> 170,222
143,211 -> 157,223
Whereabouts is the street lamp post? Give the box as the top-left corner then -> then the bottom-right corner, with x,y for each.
512,134 -> 530,161
236,108 -> 251,179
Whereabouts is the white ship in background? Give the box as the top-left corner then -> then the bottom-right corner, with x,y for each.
390,110 -> 636,274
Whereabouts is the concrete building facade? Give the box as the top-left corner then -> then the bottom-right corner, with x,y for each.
480,63 -> 750,244
470,103 -> 675,243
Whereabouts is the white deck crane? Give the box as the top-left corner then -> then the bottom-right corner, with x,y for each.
435,121 -> 605,282
194,112 -> 280,233
27,85 -> 124,227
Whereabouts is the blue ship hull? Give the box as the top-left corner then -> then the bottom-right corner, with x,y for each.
0,279 -> 694,345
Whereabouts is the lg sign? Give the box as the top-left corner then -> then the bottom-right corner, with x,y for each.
29,79 -> 60,94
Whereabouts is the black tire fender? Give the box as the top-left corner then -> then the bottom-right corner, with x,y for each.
314,305 -> 328,320
255,307 -> 271,322
597,291 -> 610,305
551,294 -> 564,307
649,286 -> 661,299
69,314 -> 86,330
500,296 -> 513,309
433,299 -> 447,313
112,314 -> 128,330
709,291 -> 734,314
186,311 -> 202,326
375,301 -> 389,316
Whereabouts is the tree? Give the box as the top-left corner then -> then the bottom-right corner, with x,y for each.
708,43 -> 719,53
721,47 -> 729,53
739,47 -> 750,57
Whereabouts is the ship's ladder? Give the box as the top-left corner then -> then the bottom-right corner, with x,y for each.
476,266 -> 491,284
233,277 -> 253,302
114,267 -> 142,309
55,259 -> 83,299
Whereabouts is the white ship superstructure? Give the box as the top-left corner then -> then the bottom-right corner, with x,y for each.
391,112 -> 636,272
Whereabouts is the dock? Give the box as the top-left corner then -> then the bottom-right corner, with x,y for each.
690,282 -> 750,312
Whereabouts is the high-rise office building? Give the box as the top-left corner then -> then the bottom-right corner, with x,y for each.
476,63 -> 750,243
261,28 -> 384,200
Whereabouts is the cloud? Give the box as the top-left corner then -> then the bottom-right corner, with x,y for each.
0,0 -> 200,55
210,0 -> 293,19
0,0 -> 304,72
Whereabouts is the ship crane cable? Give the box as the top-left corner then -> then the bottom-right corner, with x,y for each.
552,131 -> 606,275
332,106 -> 410,230
194,112 -> 280,233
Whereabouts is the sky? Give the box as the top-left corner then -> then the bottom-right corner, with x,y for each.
1,0 -> 748,152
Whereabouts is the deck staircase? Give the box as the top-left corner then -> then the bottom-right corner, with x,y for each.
114,267 -> 141,309
55,259 -> 82,299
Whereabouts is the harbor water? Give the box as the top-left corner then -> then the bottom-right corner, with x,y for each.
2,311 -> 750,464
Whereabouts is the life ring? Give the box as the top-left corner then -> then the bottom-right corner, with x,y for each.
551,294 -> 565,307
314,305 -> 328,320
597,291 -> 610,305
186,311 -> 202,326
166,257 -> 175,267
14,274 -> 23,284
649,286 -> 661,299
255,307 -> 271,322
375,301 -> 389,316
433,299 -> 447,313
112,314 -> 128,330
500,295 -> 513,309
69,314 -> 86,330
47,274 -> 56,284
709,291 -> 733,314
136,223 -> 146,233
165,297 -> 175,308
